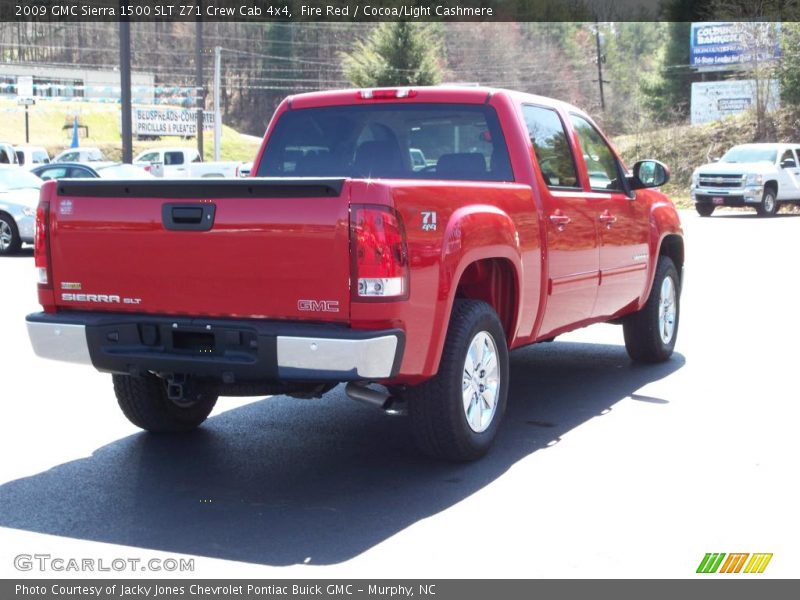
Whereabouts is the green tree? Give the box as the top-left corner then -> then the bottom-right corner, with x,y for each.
341,22 -> 443,87
778,23 -> 800,107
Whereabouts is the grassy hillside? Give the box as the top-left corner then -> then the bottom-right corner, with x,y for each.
613,108 -> 800,208
0,99 -> 261,162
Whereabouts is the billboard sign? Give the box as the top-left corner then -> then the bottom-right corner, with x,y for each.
691,79 -> 779,124
131,108 -> 214,137
690,22 -> 781,70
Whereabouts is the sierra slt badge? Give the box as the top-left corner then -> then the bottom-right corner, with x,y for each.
62,293 -> 141,305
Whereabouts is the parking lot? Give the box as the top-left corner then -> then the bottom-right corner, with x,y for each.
1,208 -> 798,578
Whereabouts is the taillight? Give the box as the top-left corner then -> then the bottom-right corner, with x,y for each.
358,88 -> 417,100
350,205 -> 408,300
35,200 -> 51,288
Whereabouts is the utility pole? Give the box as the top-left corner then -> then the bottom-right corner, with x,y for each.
594,23 -> 606,111
195,17 -> 204,158
119,16 -> 133,163
214,46 -> 222,161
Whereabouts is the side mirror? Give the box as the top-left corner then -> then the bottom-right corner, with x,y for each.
781,159 -> 796,169
629,159 -> 670,190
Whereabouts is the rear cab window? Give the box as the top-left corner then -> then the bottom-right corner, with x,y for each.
257,103 -> 513,182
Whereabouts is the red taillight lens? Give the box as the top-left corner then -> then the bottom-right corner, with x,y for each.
350,205 -> 408,299
358,88 -> 417,100
35,200 -> 51,288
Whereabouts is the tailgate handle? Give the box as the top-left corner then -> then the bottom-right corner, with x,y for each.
162,203 -> 216,231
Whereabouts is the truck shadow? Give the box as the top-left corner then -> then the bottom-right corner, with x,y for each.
0,341 -> 683,566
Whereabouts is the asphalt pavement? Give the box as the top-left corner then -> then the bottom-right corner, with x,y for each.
0,208 -> 798,578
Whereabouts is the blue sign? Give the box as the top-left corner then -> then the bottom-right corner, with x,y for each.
690,22 -> 781,69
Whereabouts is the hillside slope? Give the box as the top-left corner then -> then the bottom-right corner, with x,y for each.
0,99 -> 261,162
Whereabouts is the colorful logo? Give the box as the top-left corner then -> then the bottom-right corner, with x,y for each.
697,553 -> 773,574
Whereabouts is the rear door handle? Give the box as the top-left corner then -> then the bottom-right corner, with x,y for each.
549,213 -> 571,225
162,203 -> 216,231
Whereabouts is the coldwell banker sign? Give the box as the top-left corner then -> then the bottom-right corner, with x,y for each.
131,108 -> 214,137
690,22 -> 781,70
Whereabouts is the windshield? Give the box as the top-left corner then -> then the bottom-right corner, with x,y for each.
720,146 -> 777,164
257,103 -> 513,182
0,169 -> 42,191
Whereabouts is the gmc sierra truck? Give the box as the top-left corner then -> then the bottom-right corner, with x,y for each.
26,87 -> 684,461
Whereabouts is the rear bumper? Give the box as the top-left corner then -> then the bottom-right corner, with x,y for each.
26,312 -> 404,381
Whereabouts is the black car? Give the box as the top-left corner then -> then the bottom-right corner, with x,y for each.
31,162 -> 153,181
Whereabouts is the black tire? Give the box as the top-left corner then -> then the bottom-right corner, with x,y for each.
756,188 -> 778,217
407,299 -> 509,461
695,203 -> 715,217
0,213 -> 21,255
623,256 -> 680,363
112,374 -> 218,432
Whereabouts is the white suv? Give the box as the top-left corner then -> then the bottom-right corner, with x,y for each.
691,143 -> 800,217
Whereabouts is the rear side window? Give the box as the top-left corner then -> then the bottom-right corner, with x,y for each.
16,151 -> 25,165
33,151 -> 48,164
257,103 -> 513,182
164,152 -> 185,166
522,105 -> 579,188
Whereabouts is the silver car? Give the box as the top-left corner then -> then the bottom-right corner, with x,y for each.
0,165 -> 41,255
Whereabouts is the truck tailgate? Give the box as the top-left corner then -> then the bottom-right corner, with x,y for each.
48,179 -> 351,322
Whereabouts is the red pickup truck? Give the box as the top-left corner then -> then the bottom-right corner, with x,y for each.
26,87 -> 683,461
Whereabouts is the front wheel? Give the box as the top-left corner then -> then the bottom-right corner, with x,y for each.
0,213 -> 21,255
113,374 -> 218,432
623,256 -> 680,363
407,299 -> 509,461
695,203 -> 715,217
756,189 -> 779,217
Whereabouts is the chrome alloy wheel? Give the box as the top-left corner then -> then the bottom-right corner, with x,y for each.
0,219 -> 12,252
658,276 -> 677,345
763,193 -> 776,214
462,331 -> 500,433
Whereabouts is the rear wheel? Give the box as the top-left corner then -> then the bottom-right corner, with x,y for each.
407,299 -> 509,461
0,213 -> 21,255
756,188 -> 778,217
113,374 -> 218,432
695,203 -> 715,217
623,256 -> 680,363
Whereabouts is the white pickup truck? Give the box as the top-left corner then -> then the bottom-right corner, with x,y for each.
691,143 -> 800,217
133,147 -> 246,178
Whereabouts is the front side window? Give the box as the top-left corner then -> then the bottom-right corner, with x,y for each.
522,105 -> 579,188
138,152 -> 159,163
37,167 -> 67,181
779,149 -> 796,166
258,103 -> 513,182
569,114 -> 624,192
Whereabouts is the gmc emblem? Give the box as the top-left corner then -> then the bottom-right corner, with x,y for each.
297,299 -> 340,313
